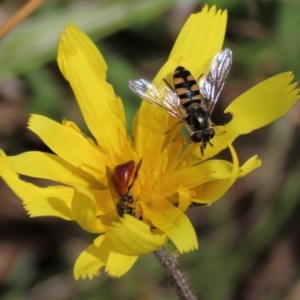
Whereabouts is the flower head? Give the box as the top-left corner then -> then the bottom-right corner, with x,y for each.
0,5 -> 298,279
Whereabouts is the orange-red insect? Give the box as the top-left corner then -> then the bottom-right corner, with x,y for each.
107,159 -> 143,220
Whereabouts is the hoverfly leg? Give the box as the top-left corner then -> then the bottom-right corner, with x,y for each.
200,145 -> 204,157
213,124 -> 226,134
200,140 -> 213,157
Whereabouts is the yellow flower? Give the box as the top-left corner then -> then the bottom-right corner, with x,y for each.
0,5 -> 298,280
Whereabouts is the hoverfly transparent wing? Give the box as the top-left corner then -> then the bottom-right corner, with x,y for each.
199,48 -> 232,115
128,79 -> 186,121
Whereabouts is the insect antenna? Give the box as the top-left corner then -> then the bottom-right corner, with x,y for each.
127,159 -> 143,193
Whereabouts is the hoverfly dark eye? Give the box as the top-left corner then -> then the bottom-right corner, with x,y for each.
190,131 -> 203,143
208,128 -> 215,138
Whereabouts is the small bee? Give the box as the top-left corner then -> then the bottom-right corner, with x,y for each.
128,48 -> 232,155
107,159 -> 143,220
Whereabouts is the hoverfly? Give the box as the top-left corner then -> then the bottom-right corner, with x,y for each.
128,48 -> 232,155
107,159 -> 143,220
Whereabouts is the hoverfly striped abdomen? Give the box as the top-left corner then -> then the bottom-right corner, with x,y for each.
173,66 -> 214,155
173,66 -> 203,105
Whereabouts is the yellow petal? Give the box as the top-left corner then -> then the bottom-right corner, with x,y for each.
226,143 -> 239,188
194,143 -> 238,204
91,190 -> 118,229
168,5 -> 227,79
132,90 -> 171,171
28,115 -> 107,184
106,215 -> 167,255
92,190 -> 116,216
193,180 -> 230,204
25,187 -> 74,219
165,138 -> 186,174
106,251 -> 138,278
239,155 -> 261,177
135,131 -> 166,171
152,5 -> 227,85
58,24 -> 107,81
0,150 -> 74,219
142,194 -> 198,253
72,186 -> 106,233
225,72 -> 299,141
163,158 -> 234,196
74,235 -> 106,280
58,24 -> 132,161
9,151 -> 101,189
192,143 -> 252,204
177,185 -> 192,212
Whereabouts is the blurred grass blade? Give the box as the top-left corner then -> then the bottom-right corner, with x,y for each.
0,0 -> 177,83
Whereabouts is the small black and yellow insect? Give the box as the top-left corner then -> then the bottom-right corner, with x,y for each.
129,48 -> 232,155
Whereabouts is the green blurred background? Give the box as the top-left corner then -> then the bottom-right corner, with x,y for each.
0,0 -> 299,299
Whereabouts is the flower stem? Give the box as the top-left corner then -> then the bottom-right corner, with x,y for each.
0,0 -> 44,39
154,247 -> 197,300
